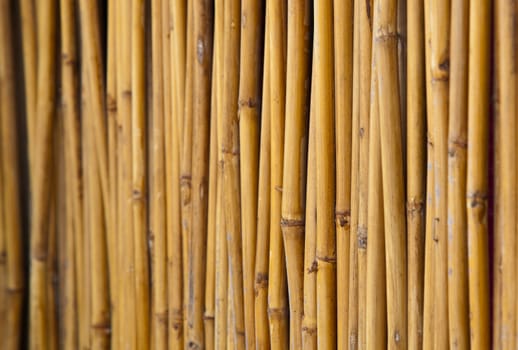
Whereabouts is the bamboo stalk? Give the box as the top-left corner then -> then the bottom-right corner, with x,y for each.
302,85 -> 317,350
406,0 -> 426,346
266,0 -> 289,347
28,0 -> 57,347
132,0 -> 150,347
221,0 -> 246,347
0,138 -> 5,343
365,58 -> 387,350
187,0 -> 213,347
151,0 -> 168,346
254,18 -> 271,348
281,1 -> 310,349
168,0 -> 186,346
0,1 -> 24,347
466,0 -> 491,348
112,0 -> 136,346
374,0 -> 408,348
348,0 -> 361,345
447,0 -> 470,347
357,0 -> 373,345
238,0 -> 263,348
314,1 -> 336,348
495,0 -> 516,347
333,0 -> 354,347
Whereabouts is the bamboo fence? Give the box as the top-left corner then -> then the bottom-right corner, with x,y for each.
0,0 -> 515,349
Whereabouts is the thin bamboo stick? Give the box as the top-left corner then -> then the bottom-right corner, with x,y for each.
447,0 -> 470,347
375,0 -> 408,348
314,1 -> 336,348
254,18 -> 271,348
28,0 -> 57,347
333,0 -> 354,347
0,139 -> 5,343
46,162 -> 58,350
266,0 -> 289,347
495,0 -> 516,347
0,1 -> 24,346
302,84 -> 316,350
238,0 -> 263,348
365,58 -> 387,350
132,0 -> 150,347
466,0 -> 491,348
281,1 -> 310,349
188,0 -> 213,347
221,0 -> 246,347
406,0 -> 426,346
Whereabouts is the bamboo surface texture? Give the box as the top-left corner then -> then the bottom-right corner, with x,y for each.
0,1 -> 515,349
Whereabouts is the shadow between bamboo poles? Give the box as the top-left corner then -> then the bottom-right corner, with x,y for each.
365,56 -> 387,350
333,0 -> 354,347
187,0 -> 213,347
348,0 -> 361,346
28,0 -> 57,347
466,0 -> 491,348
428,0 -> 451,346
314,1 -> 337,349
447,0 -> 470,347
302,83 -> 317,350
221,0 -> 246,347
168,0 -> 186,347
406,0 -> 426,347
132,0 -> 151,347
357,0 -> 373,346
281,1 -> 310,349
0,138 -> 5,344
238,0 -> 263,348
254,18 -> 271,348
375,0 -> 408,348
0,0 -> 24,346
180,3 -> 194,338
495,0 -> 517,347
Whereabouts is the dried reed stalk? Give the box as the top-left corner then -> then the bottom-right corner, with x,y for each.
238,0 -> 263,347
375,0 -> 407,347
281,1 -> 310,348
406,0 -> 426,347
254,18 -> 271,348
314,1 -> 337,348
495,0 -> 516,347
28,0 -> 57,347
267,0 -> 289,347
447,0 -> 470,347
466,0 -> 491,348
334,0 -> 354,347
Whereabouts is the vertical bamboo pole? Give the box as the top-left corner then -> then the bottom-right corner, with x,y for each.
132,0 -> 150,347
334,0 -> 354,347
0,141 -> 5,344
168,0 -> 186,346
302,77 -> 317,350
238,0 -> 263,347
357,0 -> 373,345
447,0 -> 470,347
0,1 -> 24,347
314,1 -> 336,348
406,0 -> 426,346
365,58 -> 387,350
375,0 -> 408,348
221,0 -> 246,347
281,1 -> 310,349
266,0 -> 289,347
28,0 -> 57,347
188,0 -> 213,347
466,0 -> 491,348
495,0 -> 516,347
254,19 -> 271,348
